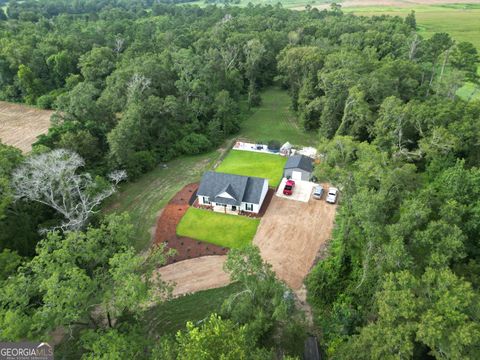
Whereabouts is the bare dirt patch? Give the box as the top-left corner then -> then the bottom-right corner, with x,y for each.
155,255 -> 230,297
253,189 -> 337,289
0,101 -> 52,153
154,183 -> 228,264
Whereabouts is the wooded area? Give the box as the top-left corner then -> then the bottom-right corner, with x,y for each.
0,0 -> 479,358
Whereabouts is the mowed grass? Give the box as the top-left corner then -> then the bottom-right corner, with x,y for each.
239,87 -> 318,147
215,149 -> 287,187
144,283 -> 241,336
177,207 -> 260,248
104,150 -> 223,251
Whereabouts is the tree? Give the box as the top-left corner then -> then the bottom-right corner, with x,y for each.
153,314 -> 272,360
12,149 -> 126,231
404,10 -> 416,30
244,39 -> 266,108
0,214 -> 173,340
450,42 -> 479,83
79,47 -> 116,85
339,268 -> 480,360
16,64 -> 43,104
223,246 -> 305,354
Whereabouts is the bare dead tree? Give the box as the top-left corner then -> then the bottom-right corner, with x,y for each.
408,33 -> 420,61
12,149 -> 126,232
127,73 -> 151,101
114,35 -> 125,54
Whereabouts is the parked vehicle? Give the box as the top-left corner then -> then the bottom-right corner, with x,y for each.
312,186 -> 324,200
283,179 -> 295,195
326,187 -> 338,204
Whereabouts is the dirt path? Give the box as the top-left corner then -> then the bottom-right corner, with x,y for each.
156,255 -> 230,297
0,101 -> 52,153
253,191 -> 336,290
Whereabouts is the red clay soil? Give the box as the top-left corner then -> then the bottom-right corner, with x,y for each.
154,183 -> 228,265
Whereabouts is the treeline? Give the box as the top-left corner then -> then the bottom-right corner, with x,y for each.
268,6 -> 480,360
0,1 -> 314,179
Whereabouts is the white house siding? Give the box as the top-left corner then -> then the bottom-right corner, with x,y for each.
198,179 -> 269,214
198,196 -> 210,205
242,179 -> 269,213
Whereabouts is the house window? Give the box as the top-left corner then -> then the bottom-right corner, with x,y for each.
245,203 -> 253,211
203,197 -> 210,204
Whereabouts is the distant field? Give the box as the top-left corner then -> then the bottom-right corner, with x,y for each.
0,101 -> 52,153
344,3 -> 480,101
344,4 -> 480,49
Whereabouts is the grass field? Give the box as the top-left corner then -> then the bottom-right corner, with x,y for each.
215,150 -> 287,187
239,87 -> 318,146
345,4 -> 480,49
144,283 -> 241,336
177,207 -> 260,248
104,150 -> 224,251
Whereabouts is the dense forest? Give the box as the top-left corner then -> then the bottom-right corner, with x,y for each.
0,0 -> 479,358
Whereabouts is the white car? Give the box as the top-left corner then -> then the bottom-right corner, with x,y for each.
326,187 -> 338,204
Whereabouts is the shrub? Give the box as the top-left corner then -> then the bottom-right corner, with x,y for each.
178,133 -> 211,155
267,140 -> 281,151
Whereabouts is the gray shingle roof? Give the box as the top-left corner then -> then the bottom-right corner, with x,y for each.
197,171 -> 267,205
284,154 -> 314,172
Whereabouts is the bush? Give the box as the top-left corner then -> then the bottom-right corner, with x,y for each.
178,133 -> 211,155
125,150 -> 156,179
267,140 -> 281,151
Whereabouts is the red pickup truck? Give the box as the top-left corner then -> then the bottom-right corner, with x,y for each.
283,179 -> 295,195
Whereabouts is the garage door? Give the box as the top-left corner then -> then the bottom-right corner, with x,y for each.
291,171 -> 302,181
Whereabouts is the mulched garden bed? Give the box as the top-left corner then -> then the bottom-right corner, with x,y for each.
153,183 -> 228,265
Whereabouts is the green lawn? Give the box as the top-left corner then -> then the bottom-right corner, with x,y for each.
239,87 -> 318,147
215,149 -> 287,187
144,283 -> 241,336
177,207 -> 259,248
104,150 -> 224,251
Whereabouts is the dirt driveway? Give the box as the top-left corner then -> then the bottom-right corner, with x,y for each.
253,190 -> 336,289
156,255 -> 230,297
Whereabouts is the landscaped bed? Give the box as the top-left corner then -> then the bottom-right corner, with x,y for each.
177,207 -> 260,249
215,149 -> 287,187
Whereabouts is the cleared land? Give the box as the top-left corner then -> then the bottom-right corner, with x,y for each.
177,208 -> 260,248
215,150 -> 287,187
254,192 -> 337,289
155,255 -> 231,297
105,150 -> 224,251
0,101 -> 52,152
239,87 -> 318,146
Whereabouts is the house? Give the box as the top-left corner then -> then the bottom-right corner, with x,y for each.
197,171 -> 269,214
283,154 -> 314,181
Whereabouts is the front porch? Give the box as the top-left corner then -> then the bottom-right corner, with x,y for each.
213,204 -> 239,215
